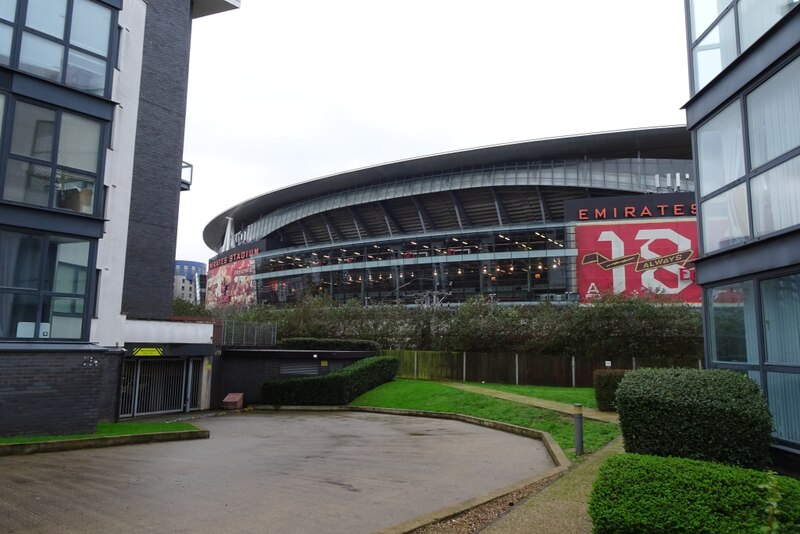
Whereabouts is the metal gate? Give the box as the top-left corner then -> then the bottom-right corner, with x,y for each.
119,358 -> 203,418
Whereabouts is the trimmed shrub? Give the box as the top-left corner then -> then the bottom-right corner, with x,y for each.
276,337 -> 381,352
593,369 -> 627,412
261,355 -> 398,405
589,454 -> 800,534
616,368 -> 773,469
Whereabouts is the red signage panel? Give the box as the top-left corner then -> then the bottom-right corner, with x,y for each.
575,219 -> 700,303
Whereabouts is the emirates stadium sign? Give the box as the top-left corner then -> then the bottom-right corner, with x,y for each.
566,193 -> 700,303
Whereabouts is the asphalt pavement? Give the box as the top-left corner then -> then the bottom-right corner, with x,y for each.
0,411 -> 556,533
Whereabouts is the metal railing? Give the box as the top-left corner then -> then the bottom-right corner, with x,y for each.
216,320 -> 277,347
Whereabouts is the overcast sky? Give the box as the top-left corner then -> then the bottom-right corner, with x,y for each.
178,0 -> 691,263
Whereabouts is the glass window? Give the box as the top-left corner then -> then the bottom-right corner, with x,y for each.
46,237 -> 89,293
696,102 -> 745,196
0,291 -> 38,338
0,230 -> 90,340
4,100 -> 104,214
700,182 -> 749,252
738,0 -> 793,51
761,273 -> 800,366
65,49 -> 106,95
0,230 -> 42,289
10,101 -> 55,160
747,56 -> 800,169
767,372 -> 800,445
3,160 -> 51,206
707,281 -> 759,363
0,22 -> 12,65
751,155 -> 800,236
25,0 -> 66,38
0,0 -> 16,22
55,170 -> 94,214
58,112 -> 101,171
19,32 -> 63,81
693,10 -> 737,91
70,0 -> 110,56
689,0 -> 732,40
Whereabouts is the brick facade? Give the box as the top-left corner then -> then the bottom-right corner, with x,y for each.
122,1 -> 193,320
0,348 -> 123,436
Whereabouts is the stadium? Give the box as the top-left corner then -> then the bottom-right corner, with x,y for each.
203,126 -> 698,308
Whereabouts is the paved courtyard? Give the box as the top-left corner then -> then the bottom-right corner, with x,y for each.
0,412 -> 555,533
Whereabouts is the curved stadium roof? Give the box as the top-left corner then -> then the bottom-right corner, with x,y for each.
204,126 -> 692,254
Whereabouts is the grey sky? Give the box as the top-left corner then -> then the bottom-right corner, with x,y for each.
179,1 -> 690,263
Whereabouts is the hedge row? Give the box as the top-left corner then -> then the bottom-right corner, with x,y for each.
589,454 -> 800,534
616,368 -> 773,469
592,369 -> 627,412
261,355 -> 398,405
276,337 -> 381,352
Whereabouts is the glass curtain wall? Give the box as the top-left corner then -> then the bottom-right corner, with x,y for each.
254,228 -> 571,305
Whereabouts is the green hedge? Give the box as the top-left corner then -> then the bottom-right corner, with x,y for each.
589,454 -> 800,534
593,369 -> 627,412
276,337 -> 381,352
261,355 -> 398,405
616,368 -> 773,469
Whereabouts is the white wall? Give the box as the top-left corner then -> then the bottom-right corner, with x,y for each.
90,0 -> 147,348
125,319 -> 214,345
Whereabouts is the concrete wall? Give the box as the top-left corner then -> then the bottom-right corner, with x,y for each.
122,0 -> 193,320
0,347 -> 123,436
125,319 -> 214,345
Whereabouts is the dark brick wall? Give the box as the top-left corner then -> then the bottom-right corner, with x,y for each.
122,1 -> 193,320
213,351 -> 371,407
0,348 -> 123,436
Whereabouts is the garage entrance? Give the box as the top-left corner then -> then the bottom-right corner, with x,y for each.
119,358 -> 203,417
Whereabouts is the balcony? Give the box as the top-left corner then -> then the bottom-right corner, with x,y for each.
181,161 -> 193,192
191,0 -> 240,19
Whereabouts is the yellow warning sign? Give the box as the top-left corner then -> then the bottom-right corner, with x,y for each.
132,347 -> 163,357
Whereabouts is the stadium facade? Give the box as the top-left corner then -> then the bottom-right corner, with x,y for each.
204,126 -> 699,308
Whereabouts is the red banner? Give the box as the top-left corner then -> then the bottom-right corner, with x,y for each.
575,219 -> 700,303
206,258 -> 255,309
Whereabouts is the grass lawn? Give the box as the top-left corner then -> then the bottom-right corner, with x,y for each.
351,379 -> 619,457
470,382 -> 598,409
0,421 -> 198,445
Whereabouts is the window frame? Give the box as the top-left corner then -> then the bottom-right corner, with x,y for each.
0,94 -> 107,217
0,226 -> 96,341
693,50 -> 800,256
5,0 -> 119,98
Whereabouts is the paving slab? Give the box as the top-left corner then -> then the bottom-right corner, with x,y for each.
0,412 -> 555,534
480,436 -> 625,534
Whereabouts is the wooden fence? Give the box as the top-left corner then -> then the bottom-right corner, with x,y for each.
383,350 -> 703,387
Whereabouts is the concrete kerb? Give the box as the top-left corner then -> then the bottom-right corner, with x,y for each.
0,429 -> 209,457
250,404 -> 572,533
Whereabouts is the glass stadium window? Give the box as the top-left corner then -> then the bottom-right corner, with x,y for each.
707,280 -> 759,363
692,9 -> 737,91
700,183 -> 749,253
696,102 -> 745,197
3,100 -> 103,214
18,0 -> 113,96
751,155 -> 800,236
747,56 -> 800,169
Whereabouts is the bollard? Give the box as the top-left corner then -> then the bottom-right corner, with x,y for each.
574,403 -> 584,456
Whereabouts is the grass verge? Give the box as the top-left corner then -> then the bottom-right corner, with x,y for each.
470,382 -> 598,409
351,379 -> 619,456
0,421 -> 198,444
